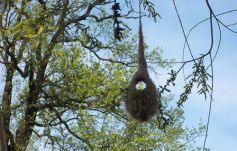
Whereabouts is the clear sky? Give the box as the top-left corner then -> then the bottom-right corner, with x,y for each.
140,0 -> 237,150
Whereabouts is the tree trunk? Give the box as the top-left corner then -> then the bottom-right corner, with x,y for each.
0,112 -> 8,151
1,66 -> 14,150
15,96 -> 39,151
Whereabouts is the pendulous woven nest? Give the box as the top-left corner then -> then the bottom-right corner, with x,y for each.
125,69 -> 160,122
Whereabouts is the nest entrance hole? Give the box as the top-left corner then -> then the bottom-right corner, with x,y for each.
135,81 -> 147,90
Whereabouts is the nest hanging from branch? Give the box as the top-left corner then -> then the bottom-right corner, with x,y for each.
125,15 -> 160,122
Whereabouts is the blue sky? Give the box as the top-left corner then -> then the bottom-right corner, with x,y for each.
140,0 -> 237,150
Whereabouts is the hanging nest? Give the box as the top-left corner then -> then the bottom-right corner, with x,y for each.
125,69 -> 159,122
125,6 -> 160,122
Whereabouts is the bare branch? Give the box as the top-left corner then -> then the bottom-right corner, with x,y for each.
52,108 -> 94,149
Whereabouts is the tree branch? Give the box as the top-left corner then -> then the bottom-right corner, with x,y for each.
52,108 -> 94,150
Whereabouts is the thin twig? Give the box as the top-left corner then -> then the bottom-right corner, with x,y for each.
203,0 -> 215,150
172,0 -> 196,64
